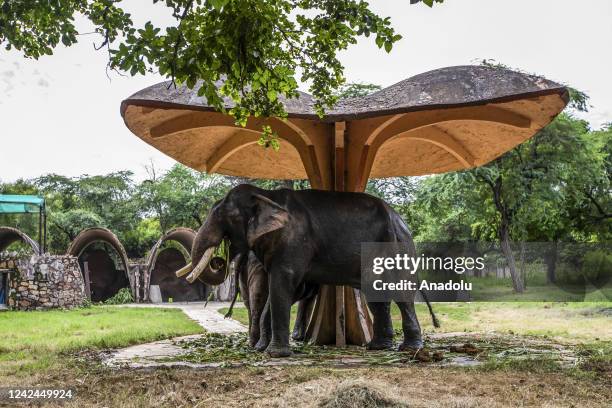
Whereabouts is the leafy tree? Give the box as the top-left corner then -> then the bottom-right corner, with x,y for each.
137,163 -> 232,232
0,0 -> 441,132
48,209 -> 105,252
404,111 -> 610,292
336,82 -> 382,98
34,172 -> 141,254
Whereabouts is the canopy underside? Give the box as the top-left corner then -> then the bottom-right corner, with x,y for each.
123,92 -> 566,180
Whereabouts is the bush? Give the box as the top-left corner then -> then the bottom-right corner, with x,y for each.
104,287 -> 134,305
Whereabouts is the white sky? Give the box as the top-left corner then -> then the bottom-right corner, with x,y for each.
1,0 -> 611,182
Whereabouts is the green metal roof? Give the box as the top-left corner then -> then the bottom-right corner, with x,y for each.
0,195 -> 45,214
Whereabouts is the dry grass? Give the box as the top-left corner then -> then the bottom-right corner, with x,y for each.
3,364 -> 609,408
424,303 -> 612,342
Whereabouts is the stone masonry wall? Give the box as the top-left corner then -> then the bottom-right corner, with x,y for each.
0,254 -> 86,310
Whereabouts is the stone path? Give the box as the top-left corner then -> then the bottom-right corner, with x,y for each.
103,304 -> 580,370
119,301 -> 247,334
104,301 -> 246,368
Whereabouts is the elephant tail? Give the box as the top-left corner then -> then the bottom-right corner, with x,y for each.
419,288 -> 440,328
224,288 -> 240,319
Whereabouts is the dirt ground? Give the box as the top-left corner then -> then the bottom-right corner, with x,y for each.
3,363 -> 610,408
2,303 -> 609,407
0,344 -> 612,408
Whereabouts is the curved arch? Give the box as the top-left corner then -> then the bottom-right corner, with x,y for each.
149,111 -> 321,184
392,126 -> 476,168
364,105 -> 531,146
144,227 -> 205,302
145,227 -> 195,274
149,111 -> 314,147
355,105 -> 532,189
0,226 -> 40,254
67,228 -> 132,300
206,131 -> 261,173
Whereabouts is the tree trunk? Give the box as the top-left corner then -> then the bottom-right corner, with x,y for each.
499,222 -> 524,293
519,241 -> 527,289
545,241 -> 558,284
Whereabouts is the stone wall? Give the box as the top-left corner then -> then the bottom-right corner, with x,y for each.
0,254 -> 86,310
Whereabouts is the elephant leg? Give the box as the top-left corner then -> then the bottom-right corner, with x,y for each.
254,298 -> 271,352
247,251 -> 268,348
292,296 -> 315,341
395,301 -> 423,350
238,270 -> 259,347
266,267 -> 296,358
366,301 -> 395,350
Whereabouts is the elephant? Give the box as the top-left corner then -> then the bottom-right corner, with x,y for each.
151,248 -> 206,302
176,184 -> 438,357
225,251 -> 318,349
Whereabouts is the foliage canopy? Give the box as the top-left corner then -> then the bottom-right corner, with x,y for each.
0,0 -> 440,131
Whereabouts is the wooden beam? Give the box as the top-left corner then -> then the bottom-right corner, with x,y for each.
397,125 -> 476,168
149,112 -> 315,148
364,105 -> 532,146
206,131 -> 259,173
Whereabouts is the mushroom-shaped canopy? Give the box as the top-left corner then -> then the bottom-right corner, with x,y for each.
121,66 -> 568,180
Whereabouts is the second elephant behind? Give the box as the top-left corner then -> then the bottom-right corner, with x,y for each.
237,251 -> 317,350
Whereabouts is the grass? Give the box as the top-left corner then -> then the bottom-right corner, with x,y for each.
0,303 -> 608,406
221,301 -> 612,342
0,306 -> 203,376
468,276 -> 612,302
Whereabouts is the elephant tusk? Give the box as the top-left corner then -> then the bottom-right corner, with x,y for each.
186,246 -> 216,283
175,262 -> 193,278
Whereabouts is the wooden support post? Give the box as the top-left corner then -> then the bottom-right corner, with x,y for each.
334,122 -> 346,191
304,121 -> 374,346
83,261 -> 91,300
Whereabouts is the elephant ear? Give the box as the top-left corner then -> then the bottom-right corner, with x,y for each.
247,194 -> 289,247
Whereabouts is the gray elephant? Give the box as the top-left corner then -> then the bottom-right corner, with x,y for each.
177,184 -> 438,357
226,251 -> 317,349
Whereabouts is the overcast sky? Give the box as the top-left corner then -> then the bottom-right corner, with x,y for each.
1,0 -> 611,182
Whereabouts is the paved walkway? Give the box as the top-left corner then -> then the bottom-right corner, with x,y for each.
105,301 -> 247,368
119,301 -> 247,334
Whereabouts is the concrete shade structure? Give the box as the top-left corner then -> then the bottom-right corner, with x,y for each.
121,65 -> 568,345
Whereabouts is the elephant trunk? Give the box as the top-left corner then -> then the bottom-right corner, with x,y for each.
175,217 -> 226,285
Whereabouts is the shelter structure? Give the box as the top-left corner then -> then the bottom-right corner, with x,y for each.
0,195 -> 46,254
121,65 -> 568,345
143,227 -> 208,302
66,228 -> 132,302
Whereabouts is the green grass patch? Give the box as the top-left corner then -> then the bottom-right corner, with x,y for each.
0,306 -> 203,376
222,301 -> 612,342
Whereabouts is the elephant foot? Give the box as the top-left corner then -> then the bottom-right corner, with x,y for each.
291,327 -> 306,341
366,338 -> 394,350
254,336 -> 270,352
398,338 -> 423,351
266,343 -> 292,358
249,336 -> 259,348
